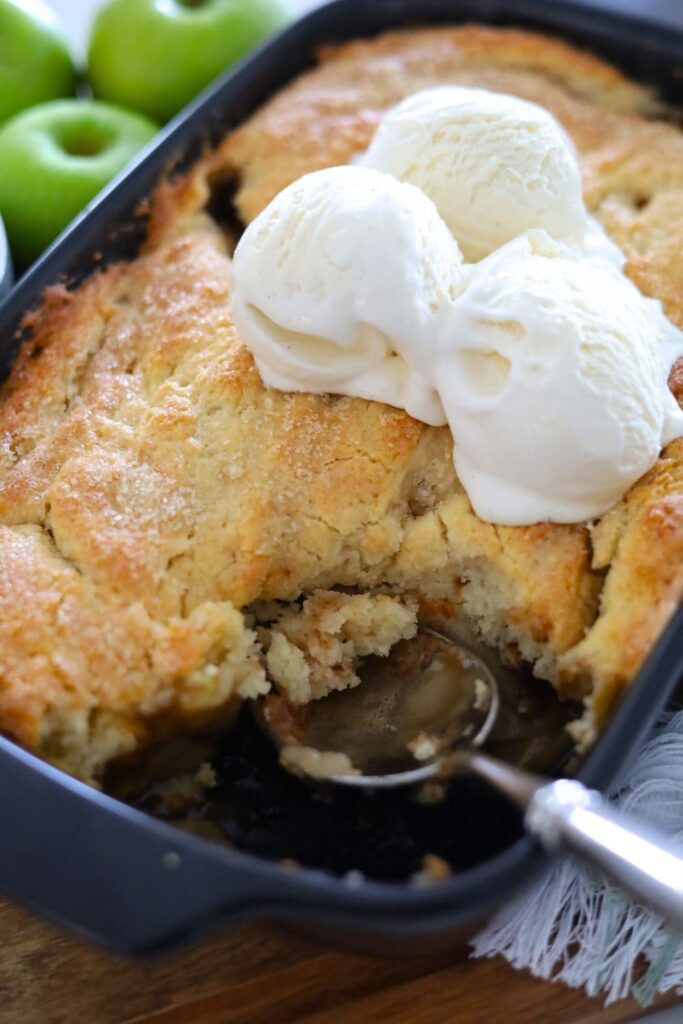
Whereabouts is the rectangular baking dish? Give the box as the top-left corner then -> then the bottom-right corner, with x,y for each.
0,0 -> 682,957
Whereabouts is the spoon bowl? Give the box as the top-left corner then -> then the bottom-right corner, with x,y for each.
258,628 -> 500,788
255,628 -> 683,925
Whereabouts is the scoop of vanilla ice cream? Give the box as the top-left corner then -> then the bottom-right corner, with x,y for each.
579,215 -> 625,270
435,232 -> 683,525
230,165 -> 465,425
360,86 -> 602,263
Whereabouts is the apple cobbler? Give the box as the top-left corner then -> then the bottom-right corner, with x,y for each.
0,25 -> 681,783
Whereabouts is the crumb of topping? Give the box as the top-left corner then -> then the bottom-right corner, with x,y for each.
262,590 -> 418,703
408,732 -> 440,762
567,696 -> 598,751
413,853 -> 453,885
414,781 -> 448,806
279,744 -> 359,780
195,761 -> 217,788
279,858 -> 301,871
154,760 -> 218,816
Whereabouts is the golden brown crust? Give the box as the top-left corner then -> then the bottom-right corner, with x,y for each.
221,23 -> 683,719
562,440 -> 683,717
0,25 -> 681,778
224,26 -> 653,221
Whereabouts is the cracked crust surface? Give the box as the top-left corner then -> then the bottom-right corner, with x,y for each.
262,590 -> 419,704
0,25 -> 681,780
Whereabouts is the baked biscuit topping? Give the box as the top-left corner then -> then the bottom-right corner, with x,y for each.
0,25 -> 681,781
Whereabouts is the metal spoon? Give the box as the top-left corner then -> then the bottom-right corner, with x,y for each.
258,628 -> 683,925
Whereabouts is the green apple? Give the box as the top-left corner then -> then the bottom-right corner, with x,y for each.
0,0 -> 76,125
88,0 -> 292,123
0,99 -> 159,268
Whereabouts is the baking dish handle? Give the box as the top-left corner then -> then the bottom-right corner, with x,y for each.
0,737 -> 289,955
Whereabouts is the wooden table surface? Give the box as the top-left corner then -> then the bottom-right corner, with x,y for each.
0,896 -> 678,1024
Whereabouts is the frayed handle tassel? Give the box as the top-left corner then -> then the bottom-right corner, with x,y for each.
471,711 -> 683,1007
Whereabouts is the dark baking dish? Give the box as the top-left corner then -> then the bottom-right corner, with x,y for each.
0,0 -> 682,957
